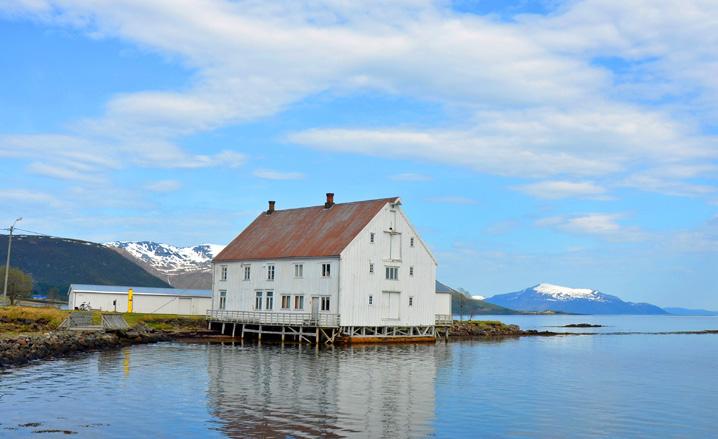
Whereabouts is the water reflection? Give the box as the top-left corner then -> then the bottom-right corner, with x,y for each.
206,342 -> 451,438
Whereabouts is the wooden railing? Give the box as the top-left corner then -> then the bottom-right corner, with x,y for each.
435,314 -> 453,326
207,309 -> 340,327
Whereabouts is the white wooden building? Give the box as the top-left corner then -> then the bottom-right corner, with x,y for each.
67,284 -> 212,315
208,194 -> 446,342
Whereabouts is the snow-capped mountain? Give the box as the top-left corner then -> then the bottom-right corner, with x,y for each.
106,241 -> 225,274
486,283 -> 667,314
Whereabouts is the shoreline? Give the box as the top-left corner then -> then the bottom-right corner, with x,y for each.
2,312 -> 718,369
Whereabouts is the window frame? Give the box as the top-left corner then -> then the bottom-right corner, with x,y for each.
255,291 -> 263,310
220,265 -> 228,281
294,263 -> 304,278
267,264 -> 275,281
370,232 -> 375,243
368,295 -> 373,305
385,266 -> 399,281
321,263 -> 331,278
320,296 -> 330,311
281,295 -> 291,309
219,290 -> 227,310
410,237 -> 415,247
265,291 -> 274,310
409,296 -> 414,307
369,262 -> 374,274
294,295 -> 304,310
409,266 -> 414,276
243,265 -> 251,281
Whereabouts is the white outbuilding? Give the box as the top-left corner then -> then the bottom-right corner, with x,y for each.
67,284 -> 212,315
208,194 -> 445,343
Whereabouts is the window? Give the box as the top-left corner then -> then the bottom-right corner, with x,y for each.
385,266 -> 399,280
369,262 -> 374,274
220,265 -> 228,281
267,264 -> 275,281
409,296 -> 414,307
266,291 -> 274,310
368,295 -> 373,305
255,291 -> 263,310
243,265 -> 251,281
370,232 -> 375,243
321,296 -> 330,311
219,290 -> 227,310
409,266 -> 414,276
294,295 -> 304,310
281,295 -> 291,309
322,263 -> 331,278
410,237 -> 415,247
294,264 -> 303,278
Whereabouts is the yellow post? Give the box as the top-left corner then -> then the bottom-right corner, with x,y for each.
128,288 -> 133,313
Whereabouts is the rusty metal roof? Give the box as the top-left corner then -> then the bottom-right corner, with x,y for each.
214,197 -> 400,262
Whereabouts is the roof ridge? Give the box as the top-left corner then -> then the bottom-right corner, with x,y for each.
267,196 -> 399,213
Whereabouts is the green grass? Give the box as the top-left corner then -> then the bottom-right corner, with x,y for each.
0,306 -> 70,336
0,306 -> 205,336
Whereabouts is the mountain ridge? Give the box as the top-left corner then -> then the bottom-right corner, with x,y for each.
486,283 -> 667,315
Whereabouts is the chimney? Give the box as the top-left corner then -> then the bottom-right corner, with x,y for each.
267,200 -> 276,214
325,193 -> 335,208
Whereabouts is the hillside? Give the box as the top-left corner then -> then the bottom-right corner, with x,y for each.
486,283 -> 667,315
0,235 -> 170,298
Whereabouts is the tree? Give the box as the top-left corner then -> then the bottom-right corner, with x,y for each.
1,266 -> 33,305
47,287 -> 61,301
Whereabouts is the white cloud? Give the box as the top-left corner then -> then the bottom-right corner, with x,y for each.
1,0 -> 717,198
515,180 -> 610,200
145,180 -> 182,192
253,168 -> 305,180
0,189 -> 65,209
537,213 -> 646,241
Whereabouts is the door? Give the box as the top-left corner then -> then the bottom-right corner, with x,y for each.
311,296 -> 320,323
178,297 -> 192,315
382,291 -> 400,320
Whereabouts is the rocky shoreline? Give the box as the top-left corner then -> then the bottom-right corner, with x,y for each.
447,320 -> 561,337
0,328 -> 178,369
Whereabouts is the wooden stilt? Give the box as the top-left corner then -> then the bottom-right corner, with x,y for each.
232,323 -> 236,337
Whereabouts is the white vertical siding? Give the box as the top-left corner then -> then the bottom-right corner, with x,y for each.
434,293 -> 452,316
212,257 -> 340,315
339,203 -> 437,327
68,290 -> 211,315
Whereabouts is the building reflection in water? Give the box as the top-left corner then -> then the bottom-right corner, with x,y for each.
206,341 -> 451,438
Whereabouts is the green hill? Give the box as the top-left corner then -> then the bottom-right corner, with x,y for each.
451,292 -> 521,315
0,235 -> 170,298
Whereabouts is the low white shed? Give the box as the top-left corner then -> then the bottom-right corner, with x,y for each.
67,284 -> 212,315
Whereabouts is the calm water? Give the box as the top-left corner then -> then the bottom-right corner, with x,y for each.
1,316 -> 718,438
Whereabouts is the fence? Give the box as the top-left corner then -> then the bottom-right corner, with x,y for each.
207,309 -> 340,327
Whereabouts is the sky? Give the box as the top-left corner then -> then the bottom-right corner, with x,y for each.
1,0 -> 717,308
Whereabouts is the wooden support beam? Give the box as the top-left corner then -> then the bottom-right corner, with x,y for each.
232,323 -> 236,337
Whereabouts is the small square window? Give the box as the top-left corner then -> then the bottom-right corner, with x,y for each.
409,266 -> 414,276
410,237 -> 415,247
369,262 -> 374,273
409,296 -> 414,307
368,295 -> 373,305
370,232 -> 375,243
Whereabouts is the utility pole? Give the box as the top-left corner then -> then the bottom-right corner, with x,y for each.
3,217 -> 22,299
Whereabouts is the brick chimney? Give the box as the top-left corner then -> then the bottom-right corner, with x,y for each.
267,200 -> 276,214
325,193 -> 335,208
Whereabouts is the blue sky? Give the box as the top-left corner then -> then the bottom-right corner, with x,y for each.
1,1 -> 717,308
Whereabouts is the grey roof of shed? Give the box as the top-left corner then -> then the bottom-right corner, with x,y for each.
69,284 -> 211,298
436,281 -> 457,294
